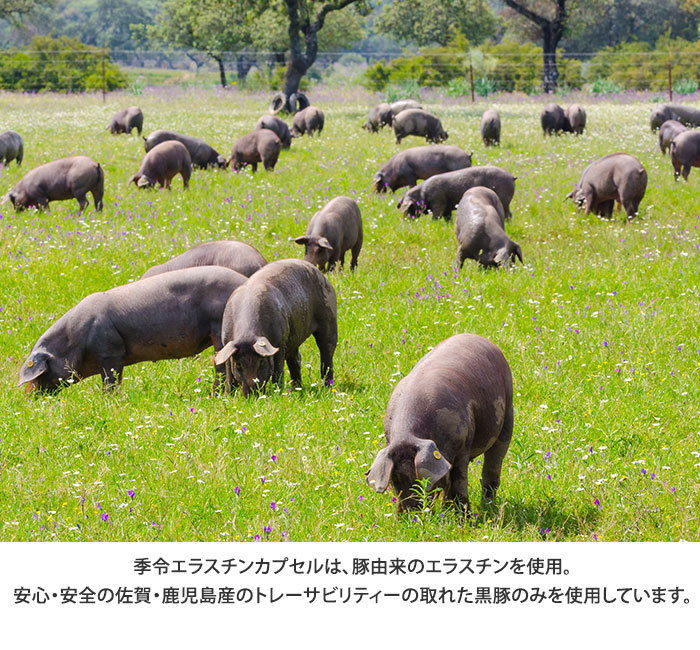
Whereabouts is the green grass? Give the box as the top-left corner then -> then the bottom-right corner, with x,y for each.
1,89 -> 699,542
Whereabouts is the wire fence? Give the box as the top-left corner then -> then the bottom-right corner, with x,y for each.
0,48 -> 699,99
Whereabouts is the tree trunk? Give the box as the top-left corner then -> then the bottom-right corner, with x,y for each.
542,27 -> 558,93
236,54 -> 254,85
282,59 -> 306,98
212,54 -> 227,88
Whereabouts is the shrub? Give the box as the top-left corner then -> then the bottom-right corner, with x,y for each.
673,78 -> 699,95
446,78 -> 470,97
0,36 -> 128,92
385,79 -> 421,102
474,76 -> 497,96
589,78 -> 623,95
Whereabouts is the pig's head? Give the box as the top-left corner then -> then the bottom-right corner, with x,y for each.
18,350 -> 72,394
372,171 -> 388,193
293,235 -> 333,271
214,337 -> 279,397
215,154 -> 227,168
397,190 -> 424,219
565,184 -> 586,208
2,189 -> 28,210
366,438 -> 452,512
493,241 -> 523,267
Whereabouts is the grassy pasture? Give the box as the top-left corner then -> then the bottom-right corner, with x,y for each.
0,88 -> 699,542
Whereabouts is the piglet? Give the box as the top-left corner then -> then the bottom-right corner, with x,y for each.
454,187 -> 522,269
366,333 -> 514,513
294,196 -> 363,272
228,130 -> 282,172
129,140 -> 191,189
214,259 -> 337,396
19,267 -> 247,393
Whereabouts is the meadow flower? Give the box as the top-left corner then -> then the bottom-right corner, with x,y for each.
234,486 -> 241,496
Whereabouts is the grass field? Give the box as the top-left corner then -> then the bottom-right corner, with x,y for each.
0,87 -> 698,542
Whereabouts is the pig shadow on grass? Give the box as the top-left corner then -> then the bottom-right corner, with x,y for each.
481,496 -> 601,539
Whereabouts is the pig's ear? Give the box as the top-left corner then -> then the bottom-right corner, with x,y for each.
293,236 -> 309,246
565,188 -> 575,200
217,155 -> 226,167
317,237 -> 333,251
214,341 -> 237,365
366,447 -> 393,493
18,353 -> 49,386
513,243 -> 523,264
414,440 -> 451,486
253,336 -> 278,357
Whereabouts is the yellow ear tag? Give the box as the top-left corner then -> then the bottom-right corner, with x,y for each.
26,360 -> 34,368
433,450 -> 442,460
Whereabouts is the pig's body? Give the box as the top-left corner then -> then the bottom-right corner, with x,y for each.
658,120 -> 688,155
0,130 -> 23,165
291,106 -> 325,137
363,103 -> 393,132
454,187 -> 522,268
650,103 -> 700,131
19,267 -> 247,392
255,115 -> 292,149
108,106 -> 143,135
373,145 -> 472,193
540,103 -> 568,135
565,104 -> 586,135
144,130 -> 226,168
229,130 -> 282,172
366,333 -> 514,512
141,241 -> 267,279
294,196 -> 363,272
129,140 -> 192,189
398,165 -> 516,221
215,259 -> 337,396
392,109 -> 448,144
670,130 -> 700,180
480,109 -> 501,146
567,153 -> 647,220
3,156 -> 103,211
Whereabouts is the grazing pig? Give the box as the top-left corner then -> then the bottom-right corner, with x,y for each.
363,103 -> 392,132
18,266 -> 247,393
659,120 -> 688,155
650,103 -> 700,131
108,106 -> 143,135
214,259 -> 337,396
291,106 -> 325,137
143,130 -> 226,168
228,130 -> 282,172
454,187 -> 522,269
480,109 -> 501,146
670,130 -> 700,180
255,115 -> 292,148
141,241 -> 267,279
565,104 -> 587,135
373,145 -> 472,193
540,103 -> 568,135
393,109 -> 448,144
2,156 -> 103,212
366,333 -> 514,513
390,99 -> 422,116
398,165 -> 516,221
294,196 -> 363,272
567,152 -> 647,221
0,130 -> 23,165
129,140 -> 191,189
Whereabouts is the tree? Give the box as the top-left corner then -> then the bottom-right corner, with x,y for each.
0,0 -> 49,24
375,0 -> 497,48
502,0 -> 568,92
153,0 -> 257,87
275,0 -> 369,111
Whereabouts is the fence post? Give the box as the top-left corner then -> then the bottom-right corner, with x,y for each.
469,58 -> 475,103
102,48 -> 106,103
667,60 -> 672,102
